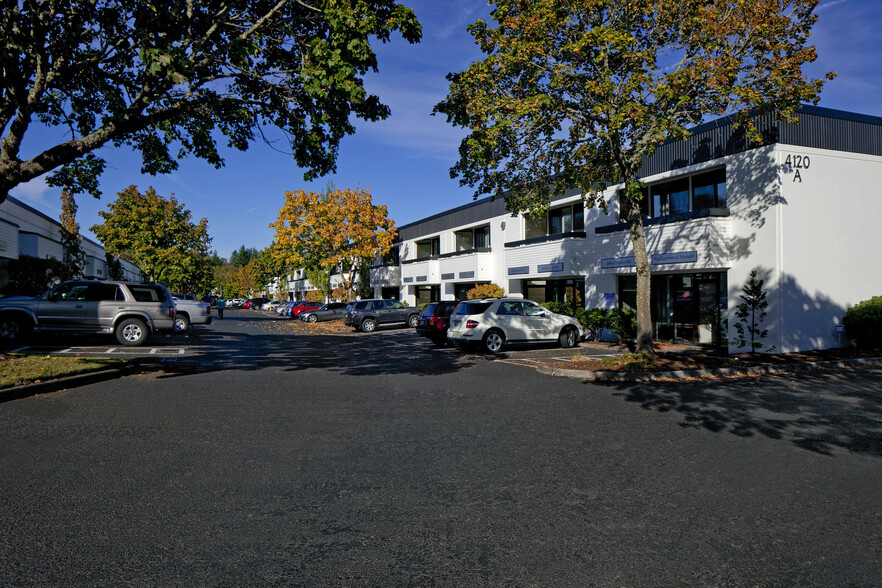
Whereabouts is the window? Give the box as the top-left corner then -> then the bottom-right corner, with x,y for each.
619,168 -> 727,221
691,168 -> 727,209
381,247 -> 399,265
524,202 -> 585,238
416,237 -> 440,259
454,225 -> 490,251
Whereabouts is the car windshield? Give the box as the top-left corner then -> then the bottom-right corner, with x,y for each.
453,301 -> 492,316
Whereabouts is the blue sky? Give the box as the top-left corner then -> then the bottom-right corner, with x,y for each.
10,0 -> 882,261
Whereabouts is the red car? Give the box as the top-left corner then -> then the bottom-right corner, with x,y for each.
287,301 -> 323,318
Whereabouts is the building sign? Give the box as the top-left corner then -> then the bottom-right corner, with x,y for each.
602,251 -> 698,269
441,273 -> 455,281
403,277 -> 414,283
459,271 -> 475,279
507,266 -> 529,275
537,262 -> 564,273
652,251 -> 698,265
601,256 -> 635,269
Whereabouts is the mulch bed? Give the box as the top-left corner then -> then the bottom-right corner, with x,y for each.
552,343 -> 882,374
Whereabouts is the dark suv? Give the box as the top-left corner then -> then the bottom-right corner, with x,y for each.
415,300 -> 460,346
343,299 -> 420,332
0,280 -> 176,346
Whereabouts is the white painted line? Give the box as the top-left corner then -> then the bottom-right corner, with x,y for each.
105,348 -> 116,353
149,348 -> 159,354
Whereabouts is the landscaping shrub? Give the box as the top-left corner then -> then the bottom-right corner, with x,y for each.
305,290 -> 324,302
606,308 -> 636,343
843,296 -> 882,348
540,301 -> 573,316
581,308 -> 610,341
466,283 -> 505,300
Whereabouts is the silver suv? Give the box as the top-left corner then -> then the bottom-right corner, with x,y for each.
0,280 -> 176,346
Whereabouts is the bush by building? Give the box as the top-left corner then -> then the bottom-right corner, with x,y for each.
843,296 -> 882,349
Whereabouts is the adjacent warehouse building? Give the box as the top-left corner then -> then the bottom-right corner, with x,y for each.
372,106 -> 882,353
0,195 -> 143,289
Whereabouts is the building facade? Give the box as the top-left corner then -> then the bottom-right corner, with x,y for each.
0,195 -> 143,289
371,106 -> 882,353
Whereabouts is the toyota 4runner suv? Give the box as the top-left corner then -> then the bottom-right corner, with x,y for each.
343,299 -> 420,332
0,280 -> 177,347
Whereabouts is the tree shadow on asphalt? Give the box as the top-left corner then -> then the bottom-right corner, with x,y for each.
598,368 -> 882,457
137,327 -> 474,379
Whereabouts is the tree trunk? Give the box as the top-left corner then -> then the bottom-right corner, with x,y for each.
626,198 -> 655,354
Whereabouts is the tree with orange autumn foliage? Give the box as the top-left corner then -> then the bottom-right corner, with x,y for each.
435,0 -> 834,353
270,187 -> 397,299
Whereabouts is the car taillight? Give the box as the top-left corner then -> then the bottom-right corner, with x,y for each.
466,319 -> 479,329
169,308 -> 176,318
206,307 -> 211,315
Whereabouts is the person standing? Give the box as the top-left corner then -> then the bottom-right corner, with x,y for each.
216,297 -> 226,320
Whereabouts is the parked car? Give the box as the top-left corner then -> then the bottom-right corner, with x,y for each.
228,298 -> 245,308
447,298 -> 583,353
343,299 -> 420,332
261,300 -> 284,311
245,297 -> 269,309
287,301 -> 323,318
415,300 -> 460,346
0,280 -> 176,346
172,295 -> 212,332
299,302 -> 350,323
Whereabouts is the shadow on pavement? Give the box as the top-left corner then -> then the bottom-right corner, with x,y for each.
138,328 -> 474,379
599,368 -> 882,458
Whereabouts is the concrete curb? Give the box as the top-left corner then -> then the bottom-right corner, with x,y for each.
0,362 -> 138,403
537,357 -> 882,382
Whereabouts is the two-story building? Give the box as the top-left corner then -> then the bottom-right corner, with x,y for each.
372,106 -> 882,353
1,195 -> 143,289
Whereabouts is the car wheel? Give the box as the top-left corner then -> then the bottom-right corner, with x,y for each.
559,326 -> 578,348
361,318 -> 376,333
0,315 -> 31,345
407,314 -> 419,328
308,314 -> 318,323
174,314 -> 190,333
483,329 -> 505,353
115,317 -> 148,346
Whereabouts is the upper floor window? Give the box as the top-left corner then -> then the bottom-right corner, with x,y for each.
454,225 -> 490,251
381,247 -> 399,266
416,236 -> 440,259
619,168 -> 726,222
525,202 -> 585,239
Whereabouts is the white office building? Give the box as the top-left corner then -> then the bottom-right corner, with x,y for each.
0,195 -> 143,288
372,106 -> 882,353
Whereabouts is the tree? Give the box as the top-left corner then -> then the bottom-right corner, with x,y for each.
733,268 -> 775,354
0,0 -> 421,205
59,189 -> 85,279
306,267 -> 332,302
229,246 -> 258,268
435,0 -> 833,353
270,187 -> 397,299
249,243 -> 291,293
91,185 -> 212,291
105,253 -> 124,280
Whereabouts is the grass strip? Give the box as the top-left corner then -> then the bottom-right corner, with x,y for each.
0,354 -> 123,389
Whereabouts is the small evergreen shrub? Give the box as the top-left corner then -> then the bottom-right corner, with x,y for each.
843,296 -> 882,348
733,268 -> 775,353
606,308 -> 636,343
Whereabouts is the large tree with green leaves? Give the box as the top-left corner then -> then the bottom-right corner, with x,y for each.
91,185 -> 212,291
435,0 -> 833,352
0,0 -> 421,204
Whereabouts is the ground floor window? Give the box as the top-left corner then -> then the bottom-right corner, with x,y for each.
454,282 -> 482,300
380,287 -> 399,300
523,278 -> 585,315
618,271 -> 728,346
414,285 -> 440,305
